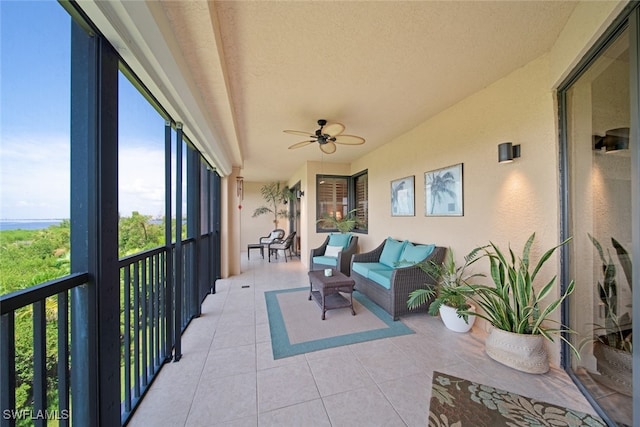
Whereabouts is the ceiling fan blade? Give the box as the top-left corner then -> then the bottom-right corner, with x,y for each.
333,134 -> 365,145
288,140 -> 315,150
322,122 -> 345,137
320,141 -> 337,154
284,130 -> 315,137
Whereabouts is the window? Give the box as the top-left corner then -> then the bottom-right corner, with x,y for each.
353,170 -> 368,232
316,170 -> 368,233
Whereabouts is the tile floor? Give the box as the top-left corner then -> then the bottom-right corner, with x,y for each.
128,255 -> 599,427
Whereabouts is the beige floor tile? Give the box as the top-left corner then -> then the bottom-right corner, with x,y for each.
257,362 -> 320,412
202,344 -> 256,379
322,385 -> 406,427
128,256 -> 602,427
186,372 -> 257,425
258,399 -> 331,427
349,338 -> 422,383
307,348 -> 375,397
127,382 -> 195,427
378,372 -> 433,427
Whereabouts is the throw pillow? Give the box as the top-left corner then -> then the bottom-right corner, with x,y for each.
379,238 -> 408,268
328,233 -> 351,248
400,242 -> 435,264
324,245 -> 343,258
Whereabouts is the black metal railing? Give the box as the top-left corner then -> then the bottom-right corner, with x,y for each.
1,231 -> 220,426
1,273 -> 89,427
119,246 -> 170,422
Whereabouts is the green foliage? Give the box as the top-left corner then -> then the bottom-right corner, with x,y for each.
407,247 -> 485,322
118,211 -> 164,256
0,214 -> 170,420
460,233 -> 578,356
252,182 -> 293,227
316,208 -> 360,233
585,234 -> 632,352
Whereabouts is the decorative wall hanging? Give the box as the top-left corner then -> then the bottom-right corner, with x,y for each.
391,176 -> 415,216
425,163 -> 463,216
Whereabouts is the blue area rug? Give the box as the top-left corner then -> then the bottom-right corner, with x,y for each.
265,287 -> 414,359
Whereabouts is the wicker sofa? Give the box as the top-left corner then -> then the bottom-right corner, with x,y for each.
350,237 -> 446,320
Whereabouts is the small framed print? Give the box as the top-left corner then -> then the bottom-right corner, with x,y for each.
425,163 -> 463,216
391,176 -> 415,216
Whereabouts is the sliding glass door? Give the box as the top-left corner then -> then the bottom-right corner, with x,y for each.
561,5 -> 638,426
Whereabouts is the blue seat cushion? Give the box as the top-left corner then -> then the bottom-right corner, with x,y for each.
398,242 -> 435,265
313,255 -> 338,267
368,269 -> 393,289
379,238 -> 408,268
352,262 -> 390,278
328,233 -> 352,248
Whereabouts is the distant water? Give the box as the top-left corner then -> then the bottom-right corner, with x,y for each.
0,220 -> 64,231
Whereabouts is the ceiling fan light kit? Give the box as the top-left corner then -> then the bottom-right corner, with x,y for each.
285,119 -> 365,154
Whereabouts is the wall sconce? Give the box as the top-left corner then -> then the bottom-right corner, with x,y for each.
498,142 -> 521,163
593,127 -> 629,153
296,190 -> 305,198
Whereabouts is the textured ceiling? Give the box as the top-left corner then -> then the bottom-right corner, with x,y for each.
157,1 -> 578,181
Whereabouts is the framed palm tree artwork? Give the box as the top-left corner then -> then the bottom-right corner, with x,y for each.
425,163 -> 463,216
391,175 -> 415,216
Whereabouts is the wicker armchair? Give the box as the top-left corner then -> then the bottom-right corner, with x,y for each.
310,234 -> 359,276
350,239 -> 446,320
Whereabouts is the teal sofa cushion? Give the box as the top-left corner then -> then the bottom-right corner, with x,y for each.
351,262 -> 389,278
328,233 -> 351,248
399,242 -> 435,265
379,238 -> 407,268
368,269 -> 393,289
313,255 -> 338,267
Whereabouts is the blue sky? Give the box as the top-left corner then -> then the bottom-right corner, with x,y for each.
1,0 -> 167,220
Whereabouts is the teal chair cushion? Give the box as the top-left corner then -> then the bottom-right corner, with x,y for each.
328,233 -> 351,248
313,256 -> 338,267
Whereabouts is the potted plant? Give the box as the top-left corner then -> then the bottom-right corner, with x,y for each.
317,208 -> 360,233
462,233 -> 578,374
582,234 -> 632,396
407,247 -> 485,333
252,182 -> 294,227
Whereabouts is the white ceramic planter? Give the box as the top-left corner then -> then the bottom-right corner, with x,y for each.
484,327 -> 549,374
439,304 -> 476,333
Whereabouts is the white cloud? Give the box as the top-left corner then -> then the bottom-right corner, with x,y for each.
0,134 -> 177,219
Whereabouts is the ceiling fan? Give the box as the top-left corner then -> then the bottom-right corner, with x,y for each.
284,119 -> 365,154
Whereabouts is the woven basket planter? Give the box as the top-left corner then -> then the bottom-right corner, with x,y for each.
592,341 -> 632,396
485,327 -> 549,374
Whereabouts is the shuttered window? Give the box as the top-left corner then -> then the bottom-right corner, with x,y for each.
316,170 -> 368,233
353,171 -> 368,232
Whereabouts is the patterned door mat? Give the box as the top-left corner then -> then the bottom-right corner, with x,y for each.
429,371 -> 605,426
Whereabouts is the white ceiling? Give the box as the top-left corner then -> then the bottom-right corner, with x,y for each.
83,1 -> 579,182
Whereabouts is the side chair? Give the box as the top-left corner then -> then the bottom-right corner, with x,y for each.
268,231 -> 296,262
247,228 -> 285,259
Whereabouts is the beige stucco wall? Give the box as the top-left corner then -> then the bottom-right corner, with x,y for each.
350,55 -> 563,360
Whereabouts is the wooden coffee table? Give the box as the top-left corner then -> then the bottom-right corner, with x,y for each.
308,270 -> 356,320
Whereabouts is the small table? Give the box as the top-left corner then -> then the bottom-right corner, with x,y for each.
247,243 -> 267,259
308,270 -> 356,320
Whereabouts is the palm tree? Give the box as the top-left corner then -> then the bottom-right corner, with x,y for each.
252,182 -> 293,227
428,171 -> 456,214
